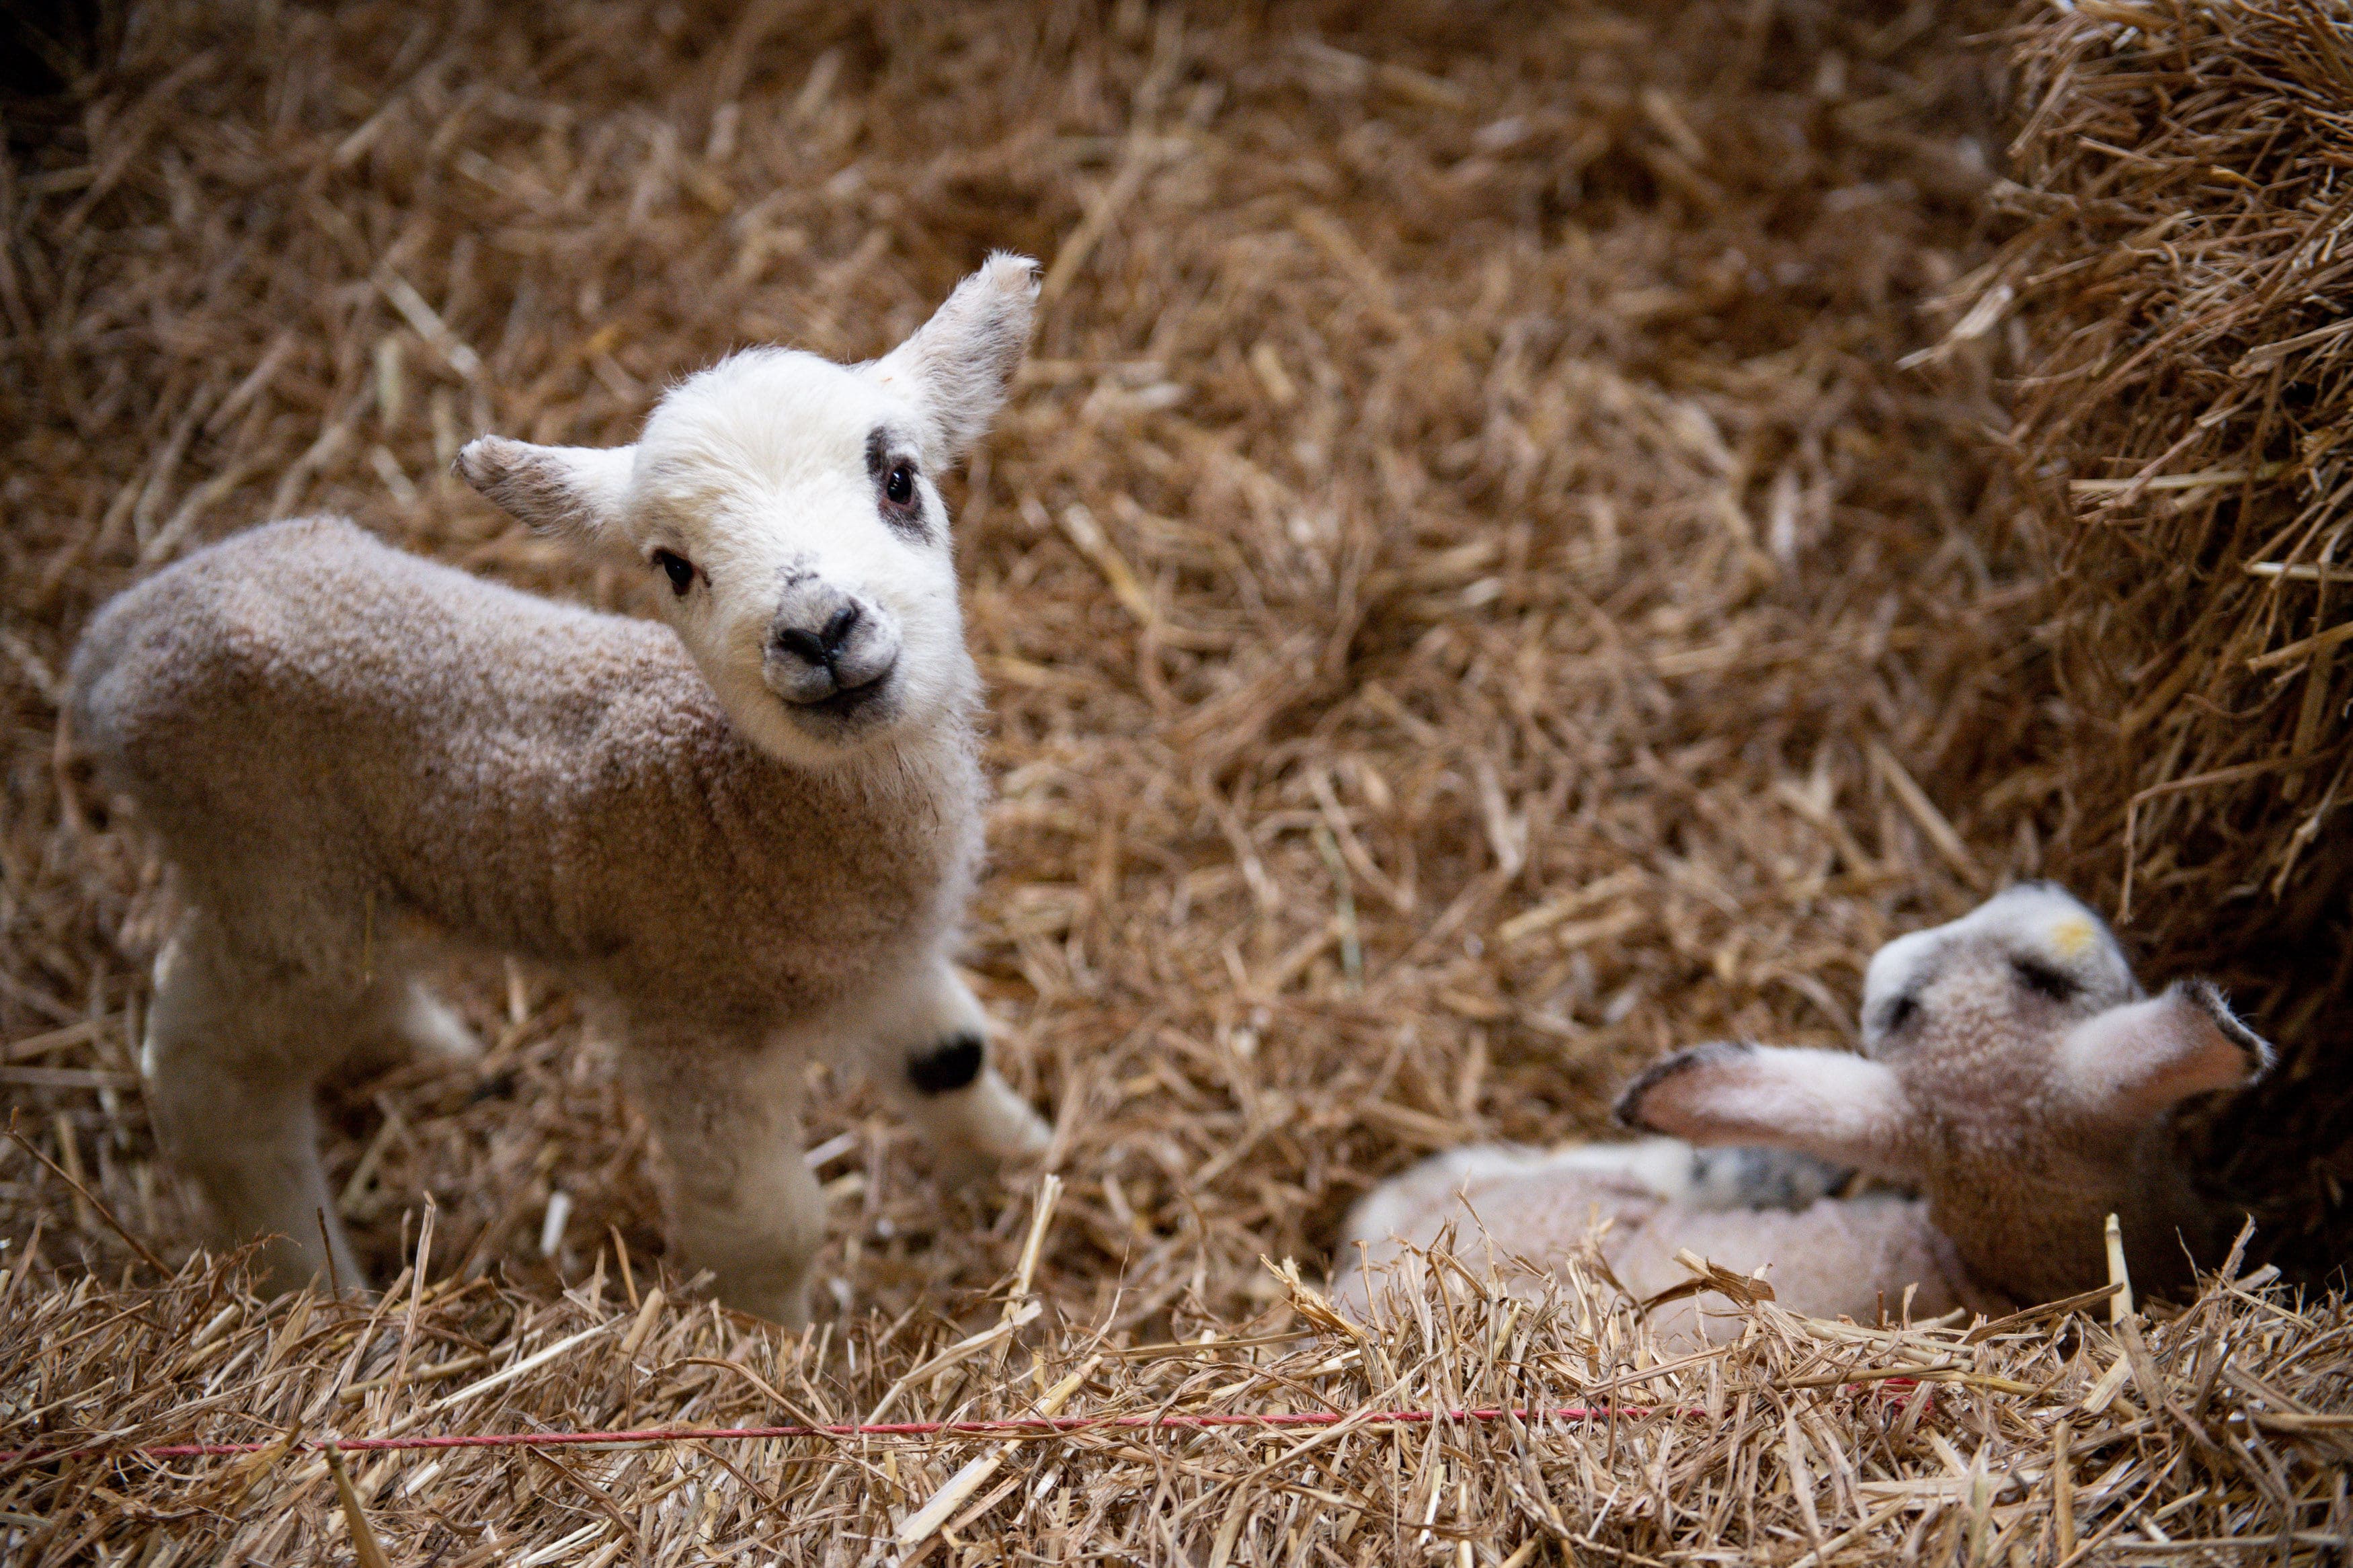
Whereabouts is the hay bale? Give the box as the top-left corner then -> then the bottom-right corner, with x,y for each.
1946,0 -> 2353,1274
1970,0 -> 2353,944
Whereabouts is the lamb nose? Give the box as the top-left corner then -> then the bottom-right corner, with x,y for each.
819,604 -> 859,658
772,603 -> 862,672
773,624 -> 830,667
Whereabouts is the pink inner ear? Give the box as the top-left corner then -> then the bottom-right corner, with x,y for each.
1622,1044 -> 1917,1178
2058,983 -> 2267,1122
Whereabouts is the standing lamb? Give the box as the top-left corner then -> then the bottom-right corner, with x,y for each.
68,255 -> 1053,1326
1332,884 -> 2271,1337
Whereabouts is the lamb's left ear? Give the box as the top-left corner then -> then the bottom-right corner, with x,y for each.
1616,1042 -> 1921,1180
455,436 -> 637,559
2058,980 -> 2273,1122
867,251 -> 1039,465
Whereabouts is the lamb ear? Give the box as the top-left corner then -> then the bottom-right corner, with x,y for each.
866,251 -> 1039,466
2058,980 -> 2272,1122
1615,1042 -> 1920,1180
455,435 -> 636,554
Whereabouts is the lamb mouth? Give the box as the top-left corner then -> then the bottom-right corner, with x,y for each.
789,673 -> 893,725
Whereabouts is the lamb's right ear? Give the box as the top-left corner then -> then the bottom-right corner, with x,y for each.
455,436 -> 635,551
2057,979 -> 2273,1123
866,251 -> 1039,465
1616,1042 -> 1920,1180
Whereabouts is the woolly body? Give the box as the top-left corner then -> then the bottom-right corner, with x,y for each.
1332,1140 -> 1973,1341
69,257 -> 1051,1324
74,516 -> 979,1022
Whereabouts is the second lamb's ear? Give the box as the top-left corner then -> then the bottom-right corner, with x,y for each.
1616,1042 -> 1921,1180
455,436 -> 637,556
2057,979 -> 2273,1123
866,251 -> 1039,466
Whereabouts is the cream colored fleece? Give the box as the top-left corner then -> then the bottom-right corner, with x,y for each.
70,515 -> 983,1032
1329,1147 -> 1984,1343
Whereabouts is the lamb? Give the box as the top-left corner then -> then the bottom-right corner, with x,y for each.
1330,883 -> 2272,1337
66,255 -> 1053,1326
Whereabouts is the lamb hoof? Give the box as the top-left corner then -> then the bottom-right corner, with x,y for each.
1001,1101 -> 1055,1159
395,981 -> 483,1065
936,1114 -> 1052,1189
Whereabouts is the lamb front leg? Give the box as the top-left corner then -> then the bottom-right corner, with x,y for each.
868,956 -> 1052,1184
621,1030 -> 825,1328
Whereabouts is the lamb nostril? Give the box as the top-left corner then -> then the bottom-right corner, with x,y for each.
820,604 -> 859,657
774,626 -> 829,666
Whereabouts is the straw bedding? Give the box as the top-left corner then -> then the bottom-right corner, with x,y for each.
1,0 -> 2346,1559
3,1227 -> 2349,1563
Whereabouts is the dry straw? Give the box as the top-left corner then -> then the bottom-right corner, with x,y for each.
1979,0 -> 2353,947
1,1216 -> 2348,1562
1934,0 -> 2353,1279
1,0 -> 2348,1558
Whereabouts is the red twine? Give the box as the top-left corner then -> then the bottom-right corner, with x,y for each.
7,1402 -> 1673,1467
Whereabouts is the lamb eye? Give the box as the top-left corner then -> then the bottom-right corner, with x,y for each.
1883,994 -> 1920,1034
883,462 -> 916,506
651,549 -> 694,596
2013,958 -> 2079,1002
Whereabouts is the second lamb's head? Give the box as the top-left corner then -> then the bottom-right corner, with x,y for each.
1617,882 -> 2272,1306
457,253 -> 1039,767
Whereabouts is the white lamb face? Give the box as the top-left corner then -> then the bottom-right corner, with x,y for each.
618,354 -> 969,762
1618,882 -> 2272,1297
1858,882 -> 2142,1061
456,254 -> 1038,766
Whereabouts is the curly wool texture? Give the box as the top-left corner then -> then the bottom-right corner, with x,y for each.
69,515 -> 984,1032
1330,1145 -> 1977,1342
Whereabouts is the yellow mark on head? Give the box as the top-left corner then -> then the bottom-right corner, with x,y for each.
2049,917 -> 2096,959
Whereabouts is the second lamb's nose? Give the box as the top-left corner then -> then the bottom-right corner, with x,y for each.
773,604 -> 860,670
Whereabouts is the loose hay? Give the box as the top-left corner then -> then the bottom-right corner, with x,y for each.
3,0 -> 2347,1557
3,1231 -> 2350,1563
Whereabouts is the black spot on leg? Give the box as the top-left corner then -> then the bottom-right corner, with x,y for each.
908,1032 -> 984,1095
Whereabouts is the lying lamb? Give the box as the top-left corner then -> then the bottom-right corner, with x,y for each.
1332,884 -> 2270,1337
69,255 -> 1052,1325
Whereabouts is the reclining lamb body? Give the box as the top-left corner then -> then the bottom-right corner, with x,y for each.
68,256 -> 1052,1326
1332,884 -> 2271,1337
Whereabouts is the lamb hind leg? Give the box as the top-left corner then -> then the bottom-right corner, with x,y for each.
622,1032 -> 826,1328
339,973 -> 484,1081
867,958 -> 1051,1184
142,917 -> 365,1294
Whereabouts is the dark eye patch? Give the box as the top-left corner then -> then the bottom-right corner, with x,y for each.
2012,957 -> 2081,1002
866,425 -> 926,538
1881,993 -> 1921,1035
